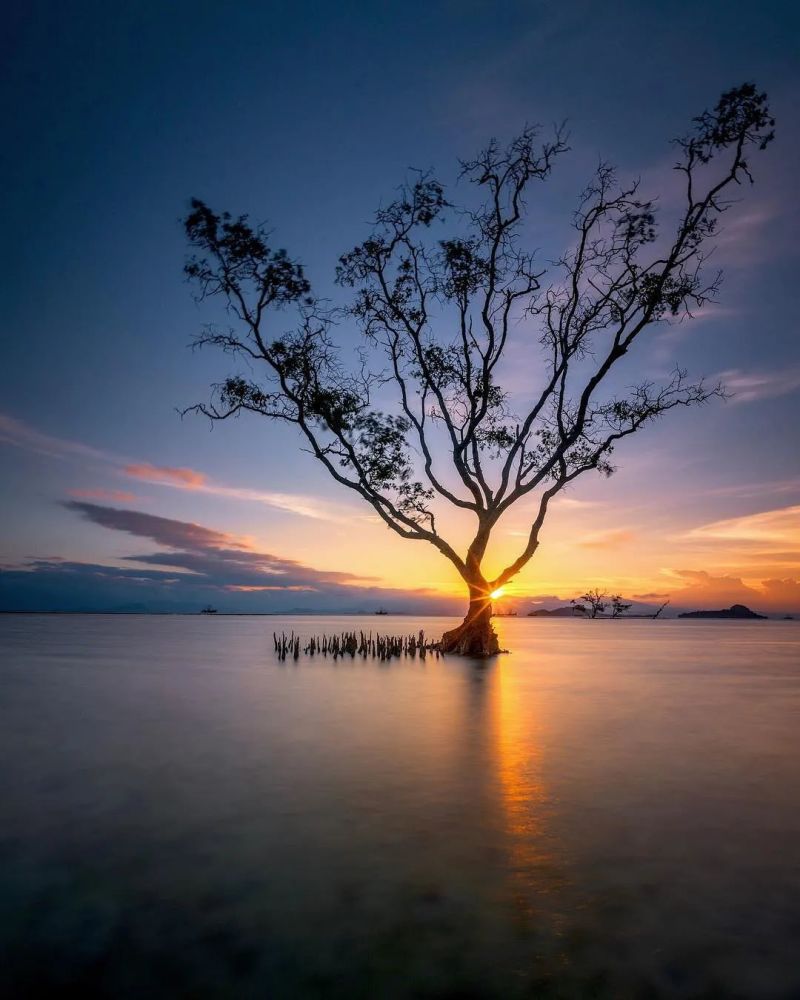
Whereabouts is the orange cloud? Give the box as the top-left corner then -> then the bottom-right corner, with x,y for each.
760,578 -> 800,606
123,463 -> 207,488
662,571 -> 762,611
686,506 -> 800,546
663,569 -> 800,613
578,529 -> 636,549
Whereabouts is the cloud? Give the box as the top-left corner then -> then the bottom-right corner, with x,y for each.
577,529 -> 636,549
660,568 -> 800,614
68,488 -> 140,502
121,463 -> 354,521
701,478 -> 800,501
119,472 -> 355,522
737,551 -> 800,565
123,463 -> 207,487
554,497 -> 602,510
174,482 -> 353,522
0,410 -> 353,523
664,569 -> 764,608
712,205 -> 778,268
651,306 -> 739,363
716,367 -> 800,405
120,463 -> 344,520
633,592 -> 670,599
686,506 -> 800,547
679,304 -> 739,325
65,501 -> 253,554
0,413 -> 117,464
760,578 -> 800,606
1,502 -> 462,614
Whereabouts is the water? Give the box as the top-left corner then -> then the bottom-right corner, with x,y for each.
1,614 -> 799,998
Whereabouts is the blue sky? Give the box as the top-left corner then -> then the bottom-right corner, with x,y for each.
1,0 -> 798,613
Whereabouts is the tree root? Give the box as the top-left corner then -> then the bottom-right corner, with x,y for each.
439,615 -> 501,657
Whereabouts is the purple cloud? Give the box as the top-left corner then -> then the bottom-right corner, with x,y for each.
1,503 -> 460,614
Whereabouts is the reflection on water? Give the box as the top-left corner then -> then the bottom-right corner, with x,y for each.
490,662 -> 567,933
0,614 -> 798,997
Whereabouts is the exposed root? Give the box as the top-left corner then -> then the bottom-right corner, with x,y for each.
439,615 -> 501,657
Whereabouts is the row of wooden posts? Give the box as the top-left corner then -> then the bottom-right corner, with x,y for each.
273,629 -> 442,662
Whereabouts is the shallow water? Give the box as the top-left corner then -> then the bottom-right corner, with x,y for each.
1,614 -> 799,998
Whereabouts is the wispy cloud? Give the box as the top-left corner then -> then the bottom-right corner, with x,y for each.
555,496 -> 602,510
174,483 -> 354,522
124,463 -> 207,487
0,411 -> 353,523
686,505 -> 800,546
716,366 -> 800,405
712,205 -> 779,268
0,413 -> 118,464
701,477 -> 800,501
124,460 -> 351,521
577,529 -> 636,549
680,303 -> 739,325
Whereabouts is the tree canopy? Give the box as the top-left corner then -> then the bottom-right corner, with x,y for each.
182,83 -> 774,653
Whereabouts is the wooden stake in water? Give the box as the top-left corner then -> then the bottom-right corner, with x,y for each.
273,629 -> 439,661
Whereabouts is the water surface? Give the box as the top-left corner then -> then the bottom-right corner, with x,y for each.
1,614 -> 798,998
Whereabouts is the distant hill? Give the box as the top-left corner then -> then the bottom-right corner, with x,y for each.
528,606 -> 586,617
678,603 -> 767,620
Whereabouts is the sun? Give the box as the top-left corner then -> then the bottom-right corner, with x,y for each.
490,588 -> 504,600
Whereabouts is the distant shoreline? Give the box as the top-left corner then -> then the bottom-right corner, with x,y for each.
0,610 -> 444,617
1,610 -> 797,620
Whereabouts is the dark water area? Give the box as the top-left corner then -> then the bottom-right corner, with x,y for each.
1,614 -> 799,998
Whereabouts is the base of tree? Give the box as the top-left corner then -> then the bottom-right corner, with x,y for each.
439,614 -> 501,657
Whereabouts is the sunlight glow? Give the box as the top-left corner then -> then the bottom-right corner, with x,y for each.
490,588 -> 505,600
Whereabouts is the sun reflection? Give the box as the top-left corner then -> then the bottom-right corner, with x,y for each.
487,660 -> 567,927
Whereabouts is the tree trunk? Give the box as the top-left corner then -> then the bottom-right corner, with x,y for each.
439,581 -> 500,657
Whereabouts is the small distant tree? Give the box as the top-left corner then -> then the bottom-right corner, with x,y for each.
573,589 -> 608,618
610,594 -> 633,618
182,84 -> 773,655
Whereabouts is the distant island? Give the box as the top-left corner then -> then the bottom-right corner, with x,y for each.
528,607 -> 586,618
678,604 -> 767,620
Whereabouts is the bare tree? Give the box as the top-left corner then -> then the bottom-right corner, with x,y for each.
181,84 -> 774,655
610,594 -> 633,618
573,589 -> 608,619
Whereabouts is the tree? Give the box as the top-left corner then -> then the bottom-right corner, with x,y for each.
181,84 -> 774,656
610,594 -> 633,618
573,589 -> 608,619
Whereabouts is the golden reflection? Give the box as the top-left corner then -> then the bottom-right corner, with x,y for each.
482,659 -> 568,928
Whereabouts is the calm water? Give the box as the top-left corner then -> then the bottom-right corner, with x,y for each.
1,614 -> 799,998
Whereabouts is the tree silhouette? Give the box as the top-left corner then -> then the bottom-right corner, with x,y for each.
573,589 -> 607,618
610,595 -> 633,618
182,84 -> 774,655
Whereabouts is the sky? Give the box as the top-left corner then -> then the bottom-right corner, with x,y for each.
1,0 -> 799,615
